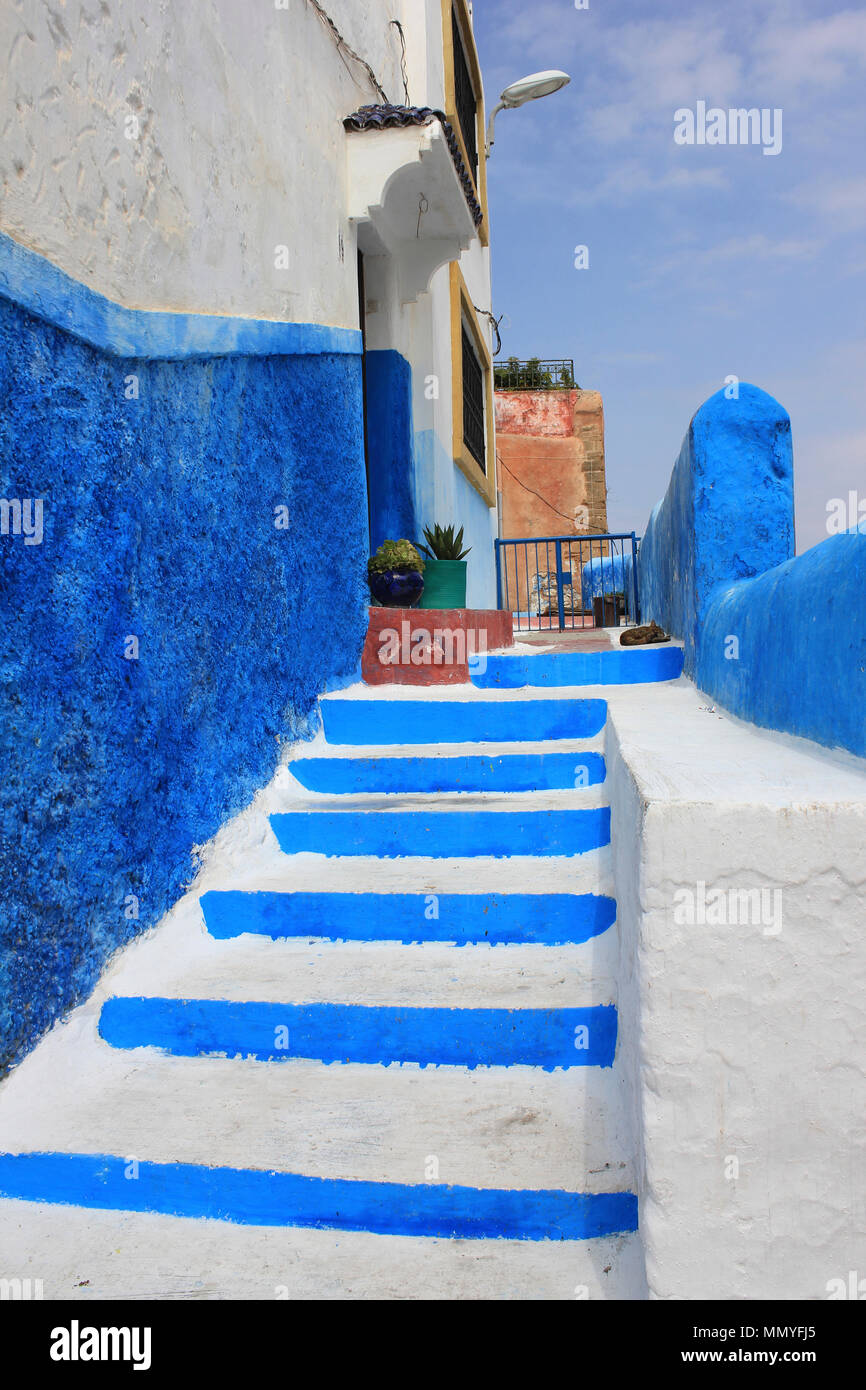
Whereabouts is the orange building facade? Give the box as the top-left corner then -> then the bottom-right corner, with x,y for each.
494,386 -> 608,612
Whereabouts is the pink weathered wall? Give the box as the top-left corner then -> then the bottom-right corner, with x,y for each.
494,388 -> 608,609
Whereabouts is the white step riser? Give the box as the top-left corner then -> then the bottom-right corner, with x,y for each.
0,1014 -> 635,1193
0,1205 -> 647,1300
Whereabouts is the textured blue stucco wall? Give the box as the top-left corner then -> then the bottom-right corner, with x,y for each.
0,287 -> 368,1073
638,382 -> 866,758
696,526 -> 866,757
639,384 -> 794,673
581,552 -> 631,606
365,349 -> 416,553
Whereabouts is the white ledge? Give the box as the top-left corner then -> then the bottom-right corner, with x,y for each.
346,123 -> 479,303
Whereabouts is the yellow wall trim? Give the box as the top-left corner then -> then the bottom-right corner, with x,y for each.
441,0 -> 490,247
449,261 -> 496,508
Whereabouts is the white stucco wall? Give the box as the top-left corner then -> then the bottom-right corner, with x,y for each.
3,0 -> 498,589
606,678 -> 866,1300
1,0 -> 410,322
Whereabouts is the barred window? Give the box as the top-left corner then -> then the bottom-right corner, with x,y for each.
452,8 -> 478,175
461,324 -> 486,472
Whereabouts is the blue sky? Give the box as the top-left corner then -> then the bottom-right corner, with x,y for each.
473,0 -> 866,551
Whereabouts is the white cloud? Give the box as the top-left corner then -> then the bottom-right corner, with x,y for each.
634,232 -> 821,292
785,174 -> 866,232
576,161 -> 729,207
752,7 -> 866,92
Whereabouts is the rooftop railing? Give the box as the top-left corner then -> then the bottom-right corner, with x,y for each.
493,358 -> 576,391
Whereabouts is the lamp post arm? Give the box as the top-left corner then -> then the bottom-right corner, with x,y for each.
485,102 -> 505,158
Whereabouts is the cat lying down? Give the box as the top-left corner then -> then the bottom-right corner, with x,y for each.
620,620 -> 671,646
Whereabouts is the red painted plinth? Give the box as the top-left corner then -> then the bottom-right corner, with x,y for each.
362,608 -> 514,685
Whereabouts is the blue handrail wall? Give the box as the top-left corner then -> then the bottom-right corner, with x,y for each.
639,383 -> 794,672
696,527 -> 866,756
638,382 -> 866,758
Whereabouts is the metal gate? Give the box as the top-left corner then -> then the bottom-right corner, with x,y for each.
494,533 -> 641,634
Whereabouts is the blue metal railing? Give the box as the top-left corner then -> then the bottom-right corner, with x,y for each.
495,533 -> 641,633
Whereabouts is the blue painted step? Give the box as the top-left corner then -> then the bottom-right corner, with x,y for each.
319,697 -> 607,745
472,646 -> 684,689
98,998 -> 618,1069
201,890 -> 617,945
0,1152 -> 638,1240
291,750 -> 606,794
269,806 -> 610,857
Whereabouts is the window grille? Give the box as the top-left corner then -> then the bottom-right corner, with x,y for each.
461,324 -> 486,472
452,9 -> 478,175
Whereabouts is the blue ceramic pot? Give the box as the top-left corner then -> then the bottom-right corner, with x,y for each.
368,568 -> 424,608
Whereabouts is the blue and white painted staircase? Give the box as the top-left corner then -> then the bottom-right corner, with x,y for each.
0,646 -> 681,1297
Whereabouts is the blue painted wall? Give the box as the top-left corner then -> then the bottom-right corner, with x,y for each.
0,245 -> 369,1073
361,348 -> 497,606
365,349 -> 417,553
696,525 -> 866,757
639,384 -> 794,673
580,551 -> 632,607
638,382 -> 866,758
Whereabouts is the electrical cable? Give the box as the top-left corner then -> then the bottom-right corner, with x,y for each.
474,306 -> 503,356
389,19 -> 410,105
307,0 -> 389,103
496,451 -> 593,529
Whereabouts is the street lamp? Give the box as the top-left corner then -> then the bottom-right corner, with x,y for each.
485,70 -> 571,156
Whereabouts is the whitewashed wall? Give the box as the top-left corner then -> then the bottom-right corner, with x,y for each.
0,0 -> 408,322
606,680 -> 866,1300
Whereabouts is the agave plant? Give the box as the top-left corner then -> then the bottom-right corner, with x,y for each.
417,523 -> 471,562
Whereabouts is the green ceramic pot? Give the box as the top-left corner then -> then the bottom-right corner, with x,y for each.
418,558 -> 467,609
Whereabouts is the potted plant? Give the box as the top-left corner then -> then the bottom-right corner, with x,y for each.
367,539 -> 425,608
416,524 -> 471,609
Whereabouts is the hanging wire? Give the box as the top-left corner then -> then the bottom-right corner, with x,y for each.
474,306 -> 504,356
497,452 -> 583,528
306,0 -> 389,103
389,19 -> 411,105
